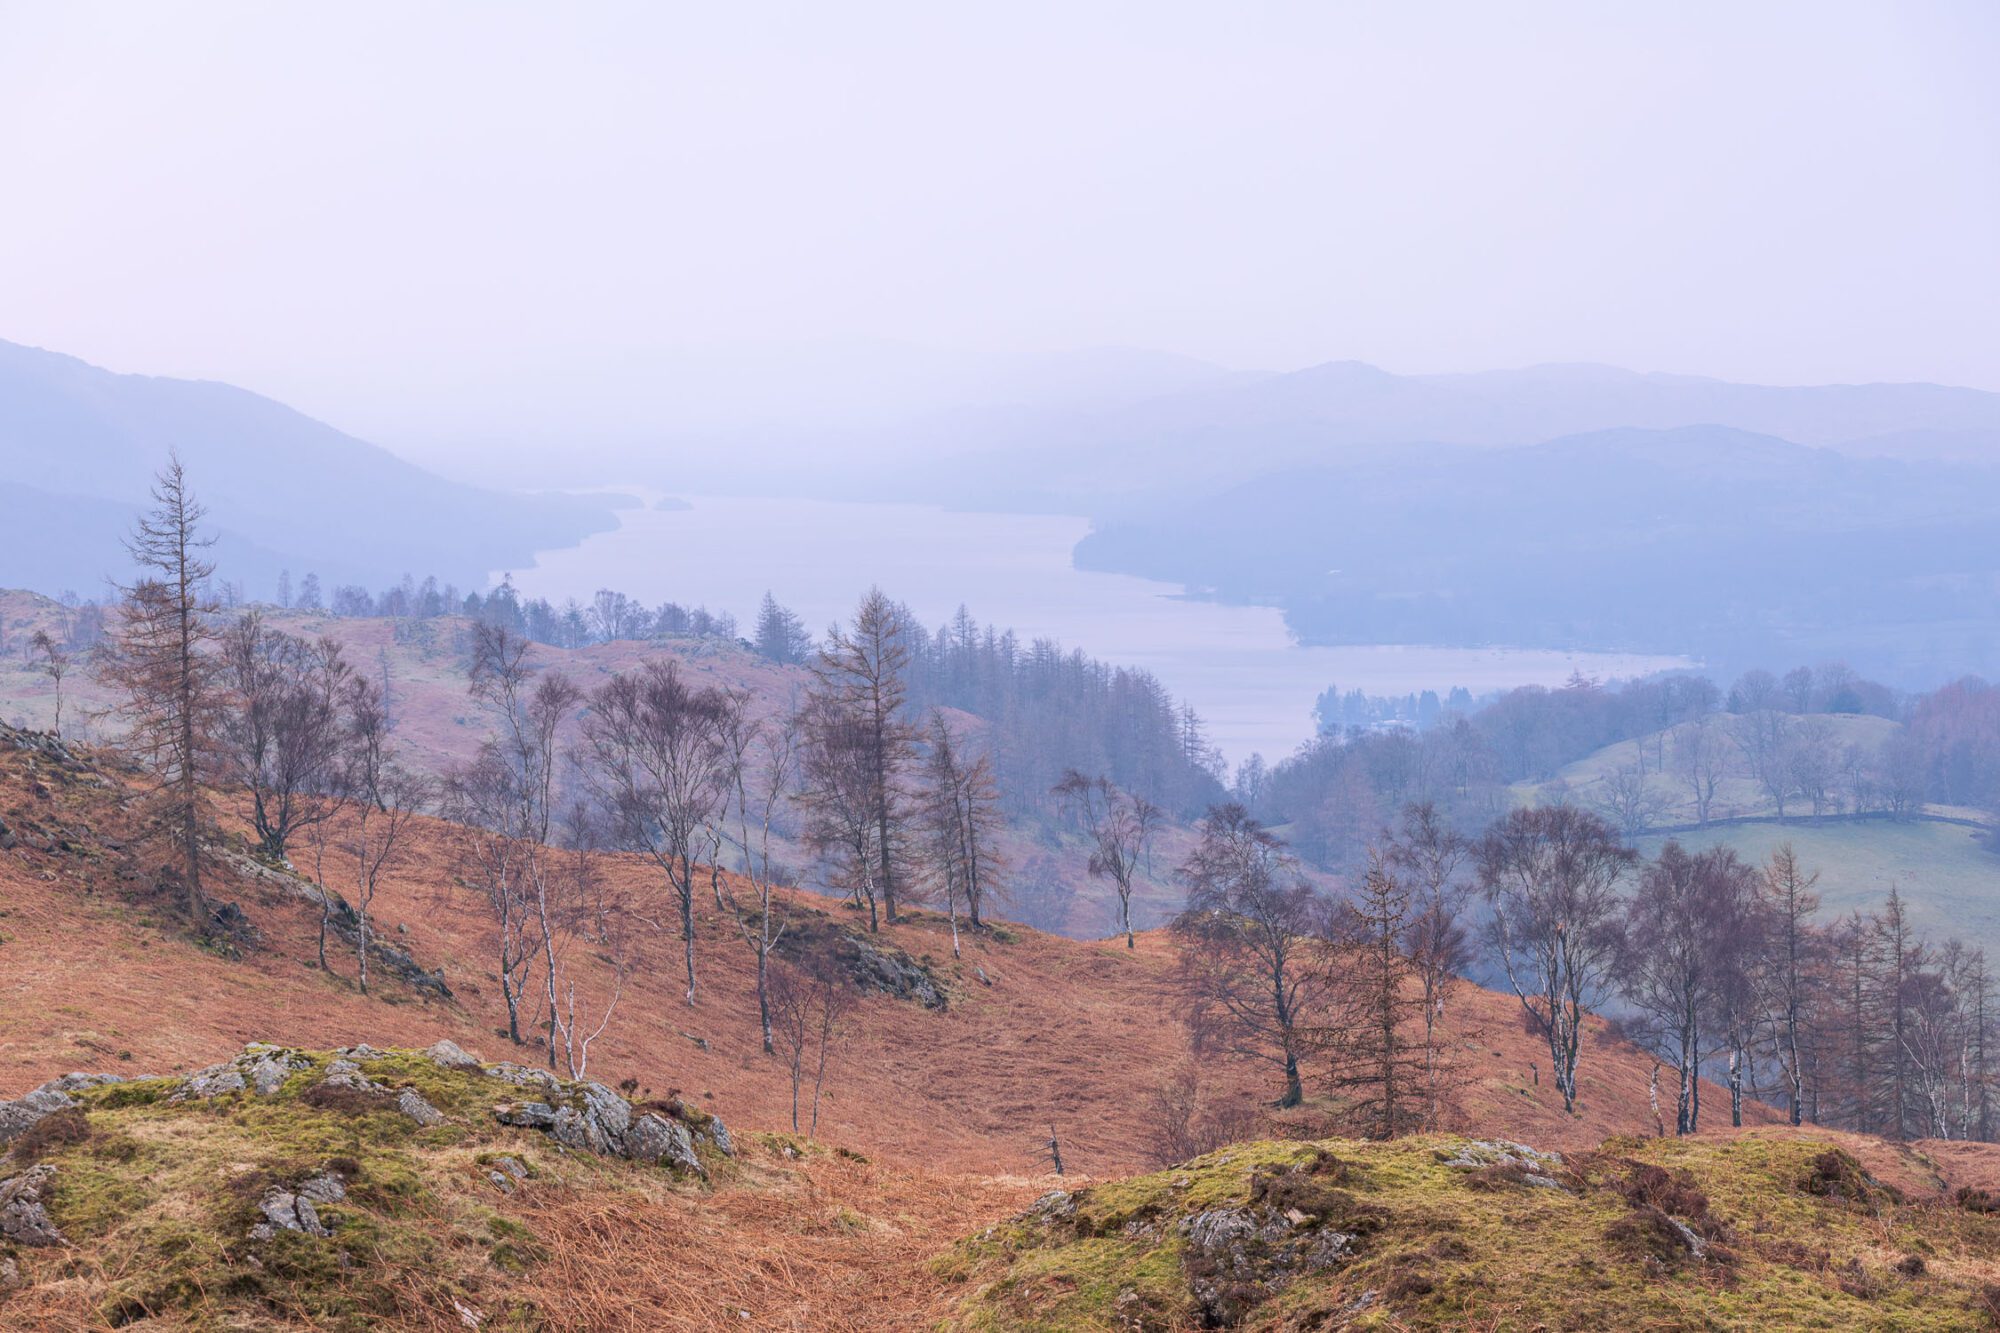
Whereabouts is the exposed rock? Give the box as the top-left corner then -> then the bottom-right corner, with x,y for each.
425,1039 -> 483,1070
486,1170 -> 515,1194
1024,1190 -> 1078,1226
777,916 -> 949,1009
299,1174 -> 347,1205
0,1255 -> 19,1288
840,933 -> 947,1010
0,1089 -> 76,1146
1437,1140 -> 1566,1187
485,1063 -> 561,1093
1180,1206 -> 1354,1325
318,1059 -> 383,1093
625,1113 -> 703,1176
550,1106 -> 590,1152
493,1101 -> 557,1130
246,1053 -> 306,1096
704,1114 -> 735,1157
397,1089 -> 445,1127
175,1067 -> 247,1101
492,1156 -> 527,1180
251,1189 -> 330,1241
0,1166 -> 65,1246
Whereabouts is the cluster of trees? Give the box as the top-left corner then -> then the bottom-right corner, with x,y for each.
1312,684 -> 1474,735
86,465 -> 1006,1116
86,459 -> 430,996
900,604 -> 1227,820
1169,794 -> 1998,1146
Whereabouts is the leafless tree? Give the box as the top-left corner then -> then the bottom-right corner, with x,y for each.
1478,805 -> 1635,1114
98,454 -> 218,925
1172,804 -> 1327,1107
342,677 -> 431,996
923,711 -> 1007,956
441,749 -> 543,1045
1670,719 -> 1730,826
1382,802 -> 1474,1129
1729,709 -> 1797,819
717,693 -> 795,1053
1620,841 -> 1758,1133
1758,843 -> 1822,1126
1591,761 -> 1673,836
580,660 -> 731,1006
1054,770 -> 1161,949
798,690 -> 890,929
27,630 -> 69,739
463,622 -> 581,1060
1786,715 -> 1841,819
1145,1057 -> 1263,1166
213,613 -> 353,859
768,954 -> 852,1136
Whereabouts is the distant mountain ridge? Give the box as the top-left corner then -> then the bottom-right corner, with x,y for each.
1073,423 -> 2000,683
0,339 -> 615,597
880,358 -> 2000,514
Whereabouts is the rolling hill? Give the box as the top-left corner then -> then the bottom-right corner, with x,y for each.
0,340 -> 617,598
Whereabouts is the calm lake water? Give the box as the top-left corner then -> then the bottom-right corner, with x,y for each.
500,494 -> 1692,768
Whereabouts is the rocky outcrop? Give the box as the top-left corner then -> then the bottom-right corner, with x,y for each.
778,915 -> 949,1009
0,1072 -> 121,1146
172,1045 -> 310,1102
397,1089 -> 445,1126
1436,1139 -> 1568,1188
485,1071 -> 723,1179
0,1166 -> 64,1247
424,1039 -> 483,1071
250,1173 -> 347,1241
1179,1206 -> 1355,1325
842,933 -> 948,1009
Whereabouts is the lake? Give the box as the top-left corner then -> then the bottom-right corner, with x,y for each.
499,494 -> 1693,768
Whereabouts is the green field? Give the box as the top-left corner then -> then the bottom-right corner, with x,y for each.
1635,818 -> 2000,953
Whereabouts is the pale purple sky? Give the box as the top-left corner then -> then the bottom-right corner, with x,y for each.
2,2 -> 1996,464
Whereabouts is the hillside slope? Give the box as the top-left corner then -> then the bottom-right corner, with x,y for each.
7,725 -> 2000,1328
0,591 -> 1193,940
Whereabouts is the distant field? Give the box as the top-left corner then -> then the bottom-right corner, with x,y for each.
1635,818 -> 2000,952
1525,713 -> 1901,825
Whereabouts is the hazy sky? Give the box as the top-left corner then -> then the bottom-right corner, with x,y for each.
3,2 -> 1997,464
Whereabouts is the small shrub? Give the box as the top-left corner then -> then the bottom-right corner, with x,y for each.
1956,1185 -> 2000,1214
1802,1150 -> 1894,1204
302,1082 -> 391,1115
1837,1258 -> 1883,1300
8,1107 -> 91,1163
1897,1254 -> 1927,1278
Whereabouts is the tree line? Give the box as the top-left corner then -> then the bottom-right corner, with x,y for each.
1163,795 -> 1996,1147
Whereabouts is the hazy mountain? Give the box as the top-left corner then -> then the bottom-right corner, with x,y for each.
1073,425 -> 2000,683
875,360 -> 2000,514
0,340 -> 615,597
